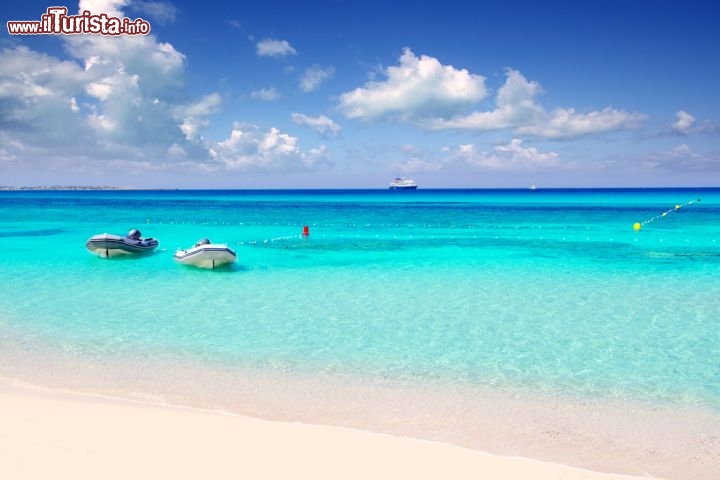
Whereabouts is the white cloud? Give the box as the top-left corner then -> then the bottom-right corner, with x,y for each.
299,65 -> 335,92
0,47 -> 86,101
80,0 -> 125,17
87,112 -> 117,133
445,139 -> 559,170
172,94 -> 221,140
181,92 -> 222,117
291,113 -> 341,137
426,69 -> 543,130
0,46 -> 94,145
517,107 -> 647,139
600,144 -> 716,175
339,56 -> 645,139
72,2 -> 186,90
638,143 -> 717,172
209,123 -> 333,172
338,48 -> 487,120
0,1 -> 330,183
85,67 -> 139,102
495,138 -> 559,164
251,87 -> 280,101
66,37 -> 186,97
672,110 -> 695,134
427,69 -> 646,139
392,139 -> 559,174
179,117 -> 209,141
256,39 -> 297,57
667,144 -> 700,158
167,143 -> 188,159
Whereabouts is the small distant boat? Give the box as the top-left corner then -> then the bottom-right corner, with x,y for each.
389,176 -> 418,190
173,238 -> 237,269
530,184 -> 537,190
86,229 -> 159,258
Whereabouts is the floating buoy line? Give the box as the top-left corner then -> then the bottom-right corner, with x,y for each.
633,198 -> 701,231
139,215 -> 714,245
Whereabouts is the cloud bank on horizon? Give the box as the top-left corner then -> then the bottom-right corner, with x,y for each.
0,0 -> 717,187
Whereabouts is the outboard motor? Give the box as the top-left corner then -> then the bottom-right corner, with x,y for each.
194,238 -> 211,247
127,229 -> 142,240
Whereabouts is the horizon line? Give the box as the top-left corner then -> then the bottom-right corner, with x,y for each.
2,185 -> 719,191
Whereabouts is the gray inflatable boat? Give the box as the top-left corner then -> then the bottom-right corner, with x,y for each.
86,229 -> 159,258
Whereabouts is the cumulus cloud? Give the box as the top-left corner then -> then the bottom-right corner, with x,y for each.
667,143 -> 700,158
181,92 -> 222,118
0,46 -> 87,122
173,92 -> 222,141
672,110 -> 695,134
64,2 -> 187,103
517,107 -> 647,139
427,69 -> 646,139
338,48 -> 487,120
426,69 -> 543,130
251,87 -> 280,101
80,0 -> 124,17
169,93 -> 222,141
444,139 -> 559,170
0,0 -> 328,183
392,139 -> 559,174
291,113 -> 341,137
178,117 -> 207,141
256,39 -> 297,57
339,53 -> 646,139
300,65 -> 335,92
208,123 -> 333,172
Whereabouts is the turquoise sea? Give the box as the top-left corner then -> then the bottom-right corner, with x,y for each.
1,188 -> 719,477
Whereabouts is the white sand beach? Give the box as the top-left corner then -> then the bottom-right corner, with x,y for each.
0,380 -> 655,480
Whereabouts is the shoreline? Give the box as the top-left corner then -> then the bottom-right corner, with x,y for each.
0,378 -> 655,480
0,352 -> 720,480
2,351 -> 719,480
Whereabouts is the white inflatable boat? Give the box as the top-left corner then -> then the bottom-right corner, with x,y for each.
173,238 -> 237,269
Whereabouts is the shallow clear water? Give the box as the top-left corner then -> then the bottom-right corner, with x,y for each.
3,188 -> 720,478
1,188 -> 719,408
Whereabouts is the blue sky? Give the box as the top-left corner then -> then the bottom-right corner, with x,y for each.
1,0 -> 718,188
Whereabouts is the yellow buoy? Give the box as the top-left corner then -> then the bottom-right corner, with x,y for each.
633,222 -> 642,231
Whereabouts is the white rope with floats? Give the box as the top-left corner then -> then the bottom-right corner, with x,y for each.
238,226 -> 310,245
633,198 -> 701,231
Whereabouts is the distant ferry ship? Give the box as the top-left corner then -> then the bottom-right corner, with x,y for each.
389,177 -> 418,190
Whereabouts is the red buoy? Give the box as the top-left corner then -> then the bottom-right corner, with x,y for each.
302,225 -> 309,236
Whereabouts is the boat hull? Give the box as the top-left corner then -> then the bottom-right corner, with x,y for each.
86,233 -> 159,258
173,244 -> 237,269
389,177 -> 418,189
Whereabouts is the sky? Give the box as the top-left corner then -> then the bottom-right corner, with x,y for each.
1,0 -> 718,188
